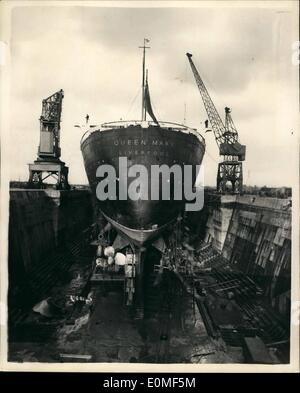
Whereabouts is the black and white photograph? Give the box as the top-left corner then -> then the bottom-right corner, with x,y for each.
0,0 -> 299,372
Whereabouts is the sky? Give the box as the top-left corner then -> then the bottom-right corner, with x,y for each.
6,1 -> 299,187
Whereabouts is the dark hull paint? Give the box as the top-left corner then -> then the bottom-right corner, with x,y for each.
81,125 -> 205,244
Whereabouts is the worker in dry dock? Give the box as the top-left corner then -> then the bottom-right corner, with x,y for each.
124,251 -> 135,306
95,257 -> 107,273
86,291 -> 94,314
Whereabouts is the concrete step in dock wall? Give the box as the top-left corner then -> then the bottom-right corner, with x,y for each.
9,189 -> 93,271
8,188 -> 94,309
189,192 -> 292,318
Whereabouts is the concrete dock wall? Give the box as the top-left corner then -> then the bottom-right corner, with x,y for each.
9,189 -> 94,277
198,193 -> 291,317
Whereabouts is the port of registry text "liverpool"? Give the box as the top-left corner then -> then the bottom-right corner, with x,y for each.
95,157 -> 204,212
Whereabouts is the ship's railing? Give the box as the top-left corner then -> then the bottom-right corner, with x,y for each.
80,120 -> 205,145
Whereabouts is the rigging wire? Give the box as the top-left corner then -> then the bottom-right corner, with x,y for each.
183,60 -> 188,125
124,86 -> 142,119
205,148 -> 219,164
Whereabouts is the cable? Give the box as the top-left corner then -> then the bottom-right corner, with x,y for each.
205,148 -> 219,164
182,61 -> 188,125
124,87 -> 142,119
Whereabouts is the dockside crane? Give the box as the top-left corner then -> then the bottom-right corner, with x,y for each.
28,89 -> 70,190
186,53 -> 246,194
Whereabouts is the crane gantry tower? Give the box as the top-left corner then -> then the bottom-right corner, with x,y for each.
28,90 -> 70,189
186,53 -> 246,193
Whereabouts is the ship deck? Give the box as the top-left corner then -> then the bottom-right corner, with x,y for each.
80,119 -> 205,146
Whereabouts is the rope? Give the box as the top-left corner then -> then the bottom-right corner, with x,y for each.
205,148 -> 219,164
124,87 -> 142,119
183,61 -> 188,125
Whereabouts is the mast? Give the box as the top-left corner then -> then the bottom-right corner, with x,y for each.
139,39 -> 150,120
145,69 -> 148,120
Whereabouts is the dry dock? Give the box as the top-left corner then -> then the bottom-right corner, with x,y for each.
7,188 -> 291,364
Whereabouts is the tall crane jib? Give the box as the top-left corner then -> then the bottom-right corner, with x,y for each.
186,53 -> 246,194
38,89 -> 64,159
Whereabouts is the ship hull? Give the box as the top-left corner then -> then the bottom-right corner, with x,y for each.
81,125 -> 205,245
